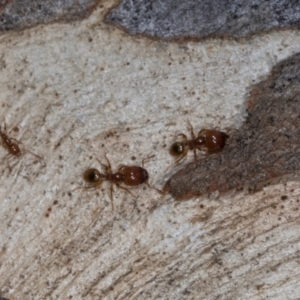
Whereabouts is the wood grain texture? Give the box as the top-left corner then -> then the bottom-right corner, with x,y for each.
0,1 -> 300,299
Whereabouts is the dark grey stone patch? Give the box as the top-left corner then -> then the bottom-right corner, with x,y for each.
0,0 -> 97,31
106,0 -> 300,40
164,52 -> 300,200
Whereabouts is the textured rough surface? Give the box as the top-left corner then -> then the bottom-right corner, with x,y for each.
106,0 -> 300,40
0,0 -> 97,31
165,53 -> 300,200
1,0 -> 300,299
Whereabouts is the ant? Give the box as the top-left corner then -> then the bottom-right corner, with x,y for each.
168,121 -> 229,168
0,124 -> 43,171
74,155 -> 159,210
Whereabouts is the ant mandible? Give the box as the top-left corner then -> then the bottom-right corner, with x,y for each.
168,121 -> 229,168
0,124 -> 43,170
74,155 -> 156,210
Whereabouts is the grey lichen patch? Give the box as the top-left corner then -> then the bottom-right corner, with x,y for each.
106,0 -> 300,40
0,0 -> 98,31
164,52 -> 300,200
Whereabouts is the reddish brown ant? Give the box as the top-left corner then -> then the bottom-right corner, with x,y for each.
74,155 -> 159,210
0,124 -> 43,171
168,121 -> 228,168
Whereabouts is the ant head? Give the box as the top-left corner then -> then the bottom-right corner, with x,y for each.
169,142 -> 185,156
83,168 -> 102,183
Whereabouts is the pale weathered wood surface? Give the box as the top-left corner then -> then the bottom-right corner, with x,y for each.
1,1 -> 300,299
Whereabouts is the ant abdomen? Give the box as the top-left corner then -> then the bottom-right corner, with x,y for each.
118,166 -> 149,186
198,129 -> 229,152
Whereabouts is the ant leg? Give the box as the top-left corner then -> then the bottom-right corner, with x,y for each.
96,154 -> 113,173
170,151 -> 187,165
145,182 -> 163,194
115,183 -> 136,198
3,153 -> 14,174
72,180 -> 103,192
72,185 -> 97,192
96,158 -> 110,173
7,159 -> 13,174
7,135 -> 22,144
104,154 -> 112,171
1,122 -> 7,132
172,133 -> 189,142
141,154 -> 155,168
193,148 -> 197,161
187,120 -> 196,140
109,184 -> 115,210
73,185 -> 91,192
6,121 -> 22,135
23,150 -> 44,162
164,148 -> 189,172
